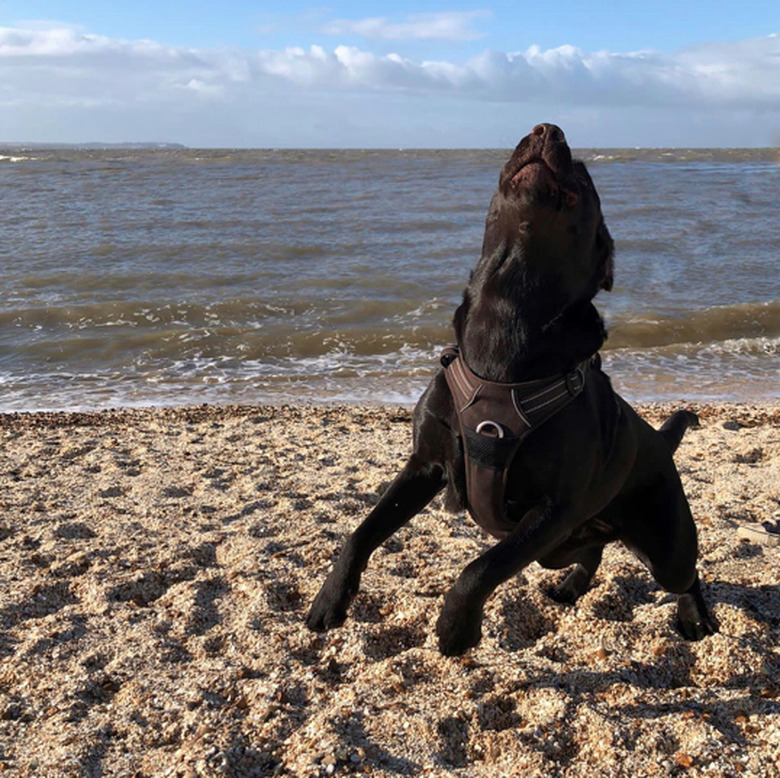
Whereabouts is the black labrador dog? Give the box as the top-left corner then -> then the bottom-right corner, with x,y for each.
307,123 -> 717,656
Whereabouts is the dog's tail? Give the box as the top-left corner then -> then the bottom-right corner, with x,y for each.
658,410 -> 700,453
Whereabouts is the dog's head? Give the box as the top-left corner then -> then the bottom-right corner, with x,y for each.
480,123 -> 614,298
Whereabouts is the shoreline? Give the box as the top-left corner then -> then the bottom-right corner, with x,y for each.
1,401 -> 779,776
1,398 -> 778,423
0,370 -> 778,419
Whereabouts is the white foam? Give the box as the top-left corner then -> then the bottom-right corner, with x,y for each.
701,336 -> 779,357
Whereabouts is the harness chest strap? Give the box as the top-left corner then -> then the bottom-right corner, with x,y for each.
441,346 -> 589,536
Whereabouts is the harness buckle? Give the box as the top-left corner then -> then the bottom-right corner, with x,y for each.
565,367 -> 585,397
476,420 -> 505,439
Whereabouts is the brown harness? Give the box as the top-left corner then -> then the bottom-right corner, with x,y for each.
441,345 -> 590,537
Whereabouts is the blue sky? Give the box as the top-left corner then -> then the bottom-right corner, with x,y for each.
2,2 -> 779,147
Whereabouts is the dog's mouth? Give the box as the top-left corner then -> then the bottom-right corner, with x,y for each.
506,157 -> 579,209
511,160 -> 560,198
501,124 -> 578,207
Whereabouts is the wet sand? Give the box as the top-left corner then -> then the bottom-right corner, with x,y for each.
0,403 -> 778,777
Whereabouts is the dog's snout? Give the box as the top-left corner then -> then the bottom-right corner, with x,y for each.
501,123 -> 574,198
532,123 -> 566,144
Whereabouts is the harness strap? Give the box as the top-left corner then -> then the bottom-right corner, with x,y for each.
441,345 -> 589,536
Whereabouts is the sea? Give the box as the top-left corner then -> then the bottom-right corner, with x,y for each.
1,147 -> 778,413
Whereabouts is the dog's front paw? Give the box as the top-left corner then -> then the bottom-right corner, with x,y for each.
306,577 -> 356,633
436,594 -> 483,656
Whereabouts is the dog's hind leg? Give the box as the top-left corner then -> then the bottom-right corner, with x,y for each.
675,575 -> 717,641
658,410 -> 699,453
306,453 -> 445,633
621,483 -> 717,641
538,517 -> 618,604
547,545 -> 605,605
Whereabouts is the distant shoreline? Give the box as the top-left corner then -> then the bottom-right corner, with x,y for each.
1,143 -> 779,158
0,141 -> 187,150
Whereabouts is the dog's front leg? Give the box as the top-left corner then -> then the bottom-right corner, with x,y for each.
307,454 -> 445,632
436,502 -> 574,655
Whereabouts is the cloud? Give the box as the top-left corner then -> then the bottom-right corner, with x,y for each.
321,11 -> 492,41
3,24 -> 779,107
259,35 -> 780,110
0,26 -> 236,109
1,24 -> 779,145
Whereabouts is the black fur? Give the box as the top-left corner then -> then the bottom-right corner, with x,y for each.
307,124 -> 716,656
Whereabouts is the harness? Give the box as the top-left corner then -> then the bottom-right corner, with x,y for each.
441,345 -> 591,537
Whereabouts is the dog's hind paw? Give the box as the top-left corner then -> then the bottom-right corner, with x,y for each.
676,612 -> 718,641
676,589 -> 718,641
547,582 -> 581,606
547,563 -> 593,605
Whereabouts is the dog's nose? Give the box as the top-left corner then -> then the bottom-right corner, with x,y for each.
531,123 -> 566,144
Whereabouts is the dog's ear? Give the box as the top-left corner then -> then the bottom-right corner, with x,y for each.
453,294 -> 469,343
596,218 -> 615,291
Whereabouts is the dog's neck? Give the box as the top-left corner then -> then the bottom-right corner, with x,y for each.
453,265 -> 606,382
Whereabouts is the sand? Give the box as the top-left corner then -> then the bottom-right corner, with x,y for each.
0,402 -> 779,777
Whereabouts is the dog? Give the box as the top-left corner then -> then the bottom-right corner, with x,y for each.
307,123 -> 717,656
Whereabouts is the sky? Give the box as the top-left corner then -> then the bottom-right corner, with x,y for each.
2,2 -> 779,148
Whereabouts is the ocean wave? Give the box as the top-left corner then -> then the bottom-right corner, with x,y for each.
0,299 -> 314,331
701,336 -> 779,357
3,297 -> 778,368
0,346 -> 438,412
606,299 -> 780,350
602,343 -> 779,403
1,347 -> 775,413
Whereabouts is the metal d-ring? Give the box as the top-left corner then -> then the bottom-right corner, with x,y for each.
476,420 -> 505,438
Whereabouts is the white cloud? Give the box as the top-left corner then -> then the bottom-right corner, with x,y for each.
4,24 -> 776,107
253,36 -> 780,109
321,11 -> 492,41
1,24 -> 779,145
181,78 -> 224,98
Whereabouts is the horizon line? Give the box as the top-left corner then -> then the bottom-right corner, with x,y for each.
3,142 -> 779,151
